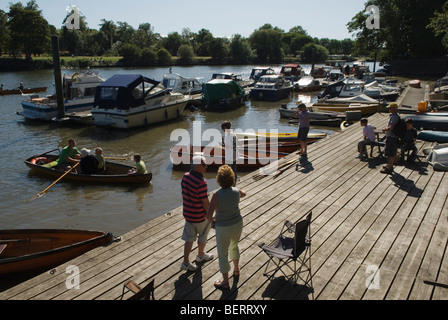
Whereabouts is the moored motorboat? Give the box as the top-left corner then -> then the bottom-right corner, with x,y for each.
25,152 -> 152,184
0,229 -> 115,275
201,79 -> 248,111
294,76 -> 322,92
18,72 -> 105,121
249,75 -> 293,101
162,73 -> 203,95
91,74 -> 189,129
212,72 -> 254,88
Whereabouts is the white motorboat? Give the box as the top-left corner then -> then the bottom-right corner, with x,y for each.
18,71 -> 105,121
211,72 -> 254,88
162,73 -> 203,95
249,75 -> 293,101
91,74 -> 190,129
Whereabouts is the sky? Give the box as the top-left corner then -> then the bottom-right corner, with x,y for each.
1,0 -> 368,40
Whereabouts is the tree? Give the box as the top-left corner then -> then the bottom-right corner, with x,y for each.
99,19 -> 117,50
157,47 -> 172,65
209,37 -> 229,63
347,0 -> 445,60
428,2 -> 448,51
7,1 -> 50,60
229,34 -> 253,64
193,28 -> 213,56
249,24 -> 284,63
0,10 -> 9,55
301,43 -> 329,63
164,32 -> 182,56
177,44 -> 195,64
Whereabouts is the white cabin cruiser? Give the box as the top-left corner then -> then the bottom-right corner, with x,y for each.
18,71 -> 105,121
91,74 -> 189,129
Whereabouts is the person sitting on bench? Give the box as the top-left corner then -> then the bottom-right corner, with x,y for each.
357,118 -> 376,159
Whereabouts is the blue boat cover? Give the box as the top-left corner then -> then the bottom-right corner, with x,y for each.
94,74 -> 162,110
97,74 -> 159,88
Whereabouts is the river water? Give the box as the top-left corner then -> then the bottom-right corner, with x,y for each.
0,64 -> 343,237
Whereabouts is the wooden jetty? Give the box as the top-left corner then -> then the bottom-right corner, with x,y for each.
1,114 -> 447,300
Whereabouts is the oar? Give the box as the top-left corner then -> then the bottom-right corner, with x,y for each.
104,156 -> 131,161
272,158 -> 301,178
253,157 -> 297,180
33,162 -> 80,199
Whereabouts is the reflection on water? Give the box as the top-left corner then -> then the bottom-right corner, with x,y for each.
0,65 -> 340,236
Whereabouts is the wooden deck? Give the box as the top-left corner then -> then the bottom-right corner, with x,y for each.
1,112 -> 447,301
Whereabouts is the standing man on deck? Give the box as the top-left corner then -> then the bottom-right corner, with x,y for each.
381,102 -> 400,174
180,155 -> 214,271
295,103 -> 310,159
221,121 -> 239,186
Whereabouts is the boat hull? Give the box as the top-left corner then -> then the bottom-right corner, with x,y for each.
417,131 -> 448,143
311,103 -> 379,115
249,87 -> 292,101
25,154 -> 152,184
403,115 -> 448,132
19,98 -> 94,121
0,87 -> 47,96
170,145 -> 289,171
91,99 -> 189,129
0,229 -> 113,275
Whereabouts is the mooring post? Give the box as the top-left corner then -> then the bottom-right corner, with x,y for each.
51,35 -> 65,119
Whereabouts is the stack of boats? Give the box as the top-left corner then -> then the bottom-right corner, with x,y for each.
170,131 -> 327,171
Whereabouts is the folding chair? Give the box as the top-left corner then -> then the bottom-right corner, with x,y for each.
122,278 -> 155,300
258,212 -> 313,297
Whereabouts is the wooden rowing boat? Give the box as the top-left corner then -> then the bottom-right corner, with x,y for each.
25,153 -> 152,184
0,86 -> 47,96
170,145 -> 290,171
0,229 -> 114,275
236,131 -> 327,143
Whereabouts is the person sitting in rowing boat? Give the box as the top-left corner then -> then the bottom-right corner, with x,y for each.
357,118 -> 376,159
128,154 -> 147,175
0,84 -> 4,91
19,82 -> 24,90
94,147 -> 106,171
57,138 -> 82,172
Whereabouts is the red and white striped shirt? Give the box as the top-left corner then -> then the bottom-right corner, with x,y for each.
181,170 -> 208,223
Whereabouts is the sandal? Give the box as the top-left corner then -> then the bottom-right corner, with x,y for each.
214,280 -> 230,290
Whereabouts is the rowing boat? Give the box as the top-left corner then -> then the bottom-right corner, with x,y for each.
0,87 -> 47,96
170,145 -> 289,171
0,229 -> 114,275
236,131 -> 327,143
25,152 -> 152,184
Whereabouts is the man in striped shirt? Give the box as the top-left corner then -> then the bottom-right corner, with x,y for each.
180,155 -> 214,271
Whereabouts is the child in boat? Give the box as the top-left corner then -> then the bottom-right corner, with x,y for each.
94,147 -> 106,171
128,154 -> 147,174
357,118 -> 376,159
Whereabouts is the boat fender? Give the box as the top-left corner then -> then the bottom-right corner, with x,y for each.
189,105 -> 196,112
164,110 -> 168,119
177,108 -> 180,117
31,157 -> 48,165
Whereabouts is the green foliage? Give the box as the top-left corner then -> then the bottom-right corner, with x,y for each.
347,0 -> 445,59
301,43 -> 329,63
177,44 -> 195,65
